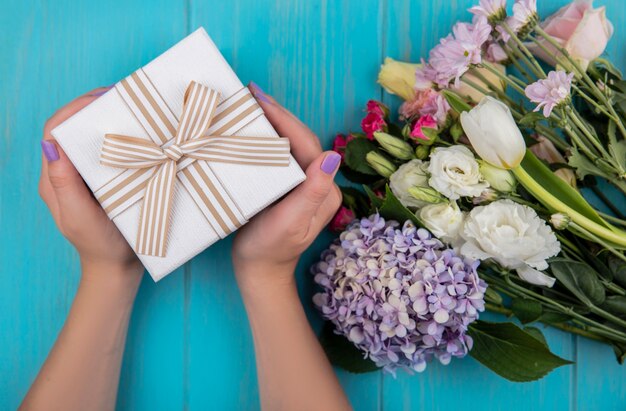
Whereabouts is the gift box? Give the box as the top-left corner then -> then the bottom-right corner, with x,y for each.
51,28 -> 306,281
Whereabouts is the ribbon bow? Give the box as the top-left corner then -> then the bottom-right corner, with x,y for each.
99,79 -> 290,257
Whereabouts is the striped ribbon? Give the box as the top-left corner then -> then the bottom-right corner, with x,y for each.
96,71 -> 290,257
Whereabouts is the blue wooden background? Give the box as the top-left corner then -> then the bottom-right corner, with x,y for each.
1,0 -> 625,409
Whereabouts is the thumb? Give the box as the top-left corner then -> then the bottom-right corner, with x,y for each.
275,151 -> 341,224
43,140 -> 100,222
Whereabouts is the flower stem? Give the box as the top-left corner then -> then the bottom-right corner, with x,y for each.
481,61 -> 527,96
513,165 -> 626,247
484,302 -> 608,342
569,223 -> 626,263
502,23 -> 546,78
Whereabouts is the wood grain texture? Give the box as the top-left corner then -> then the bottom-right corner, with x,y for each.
0,0 -> 624,410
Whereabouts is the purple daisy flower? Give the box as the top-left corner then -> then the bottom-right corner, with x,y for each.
525,70 -> 574,117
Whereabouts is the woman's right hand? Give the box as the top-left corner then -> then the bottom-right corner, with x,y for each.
39,87 -> 144,281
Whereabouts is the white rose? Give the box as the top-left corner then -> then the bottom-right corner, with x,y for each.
419,201 -> 465,245
460,199 -> 561,287
428,145 -> 489,200
389,159 -> 431,208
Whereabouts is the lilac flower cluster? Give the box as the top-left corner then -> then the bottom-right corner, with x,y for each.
312,214 -> 487,374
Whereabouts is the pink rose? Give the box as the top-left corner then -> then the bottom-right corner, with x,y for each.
366,100 -> 390,117
529,0 -> 613,71
419,91 -> 450,126
410,114 -> 438,141
328,206 -> 355,232
332,133 -> 354,160
361,112 -> 386,139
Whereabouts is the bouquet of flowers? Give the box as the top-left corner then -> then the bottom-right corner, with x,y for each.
312,0 -> 626,382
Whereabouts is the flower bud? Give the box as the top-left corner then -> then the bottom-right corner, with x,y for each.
479,161 -> 516,192
366,151 -> 397,178
377,57 -> 422,101
415,145 -> 431,160
550,213 -> 571,230
472,188 -> 498,205
408,186 -> 445,204
460,96 -> 526,169
374,132 -> 415,160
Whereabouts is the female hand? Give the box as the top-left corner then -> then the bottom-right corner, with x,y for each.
232,83 -> 342,288
39,87 -> 143,281
230,83 -> 350,411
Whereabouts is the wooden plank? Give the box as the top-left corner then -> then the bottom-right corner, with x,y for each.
0,0 -> 187,409
574,0 -> 626,408
186,0 -> 384,409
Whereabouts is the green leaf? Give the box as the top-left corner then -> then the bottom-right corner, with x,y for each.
608,140 -> 626,171
363,185 -> 383,209
520,150 -> 611,229
523,326 -> 548,347
378,185 -> 421,226
518,112 -> 545,127
468,320 -> 572,382
511,298 -> 543,324
568,146 -> 606,179
442,89 -> 472,114
339,186 -> 370,217
344,138 -> 380,175
319,322 -> 379,373
340,166 -> 382,184
550,259 -> 606,307
611,342 -> 626,365
608,255 -> 626,288
540,310 -> 573,325
450,121 -> 464,142
601,296 -> 626,319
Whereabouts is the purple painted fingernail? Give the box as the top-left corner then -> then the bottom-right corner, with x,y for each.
41,140 -> 60,162
249,81 -> 272,104
90,84 -> 115,97
321,152 -> 341,175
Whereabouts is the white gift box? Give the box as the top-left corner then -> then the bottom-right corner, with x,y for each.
52,28 -> 306,281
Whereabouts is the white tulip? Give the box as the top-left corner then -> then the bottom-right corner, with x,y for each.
460,96 -> 526,169
419,201 -> 466,246
389,159 -> 431,208
459,199 -> 561,287
428,145 -> 489,200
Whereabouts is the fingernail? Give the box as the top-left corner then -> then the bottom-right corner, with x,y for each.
249,81 -> 272,104
90,84 -> 114,97
41,140 -> 60,162
321,152 -> 341,175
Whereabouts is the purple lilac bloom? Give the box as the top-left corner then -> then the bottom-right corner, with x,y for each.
525,70 -> 574,117
312,214 -> 487,374
422,16 -> 492,88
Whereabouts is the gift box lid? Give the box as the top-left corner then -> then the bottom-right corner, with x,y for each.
51,28 -> 306,281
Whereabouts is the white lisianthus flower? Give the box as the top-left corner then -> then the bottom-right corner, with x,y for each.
460,199 -> 561,287
428,145 -> 489,200
460,96 -> 526,169
419,201 -> 466,246
389,159 -> 431,208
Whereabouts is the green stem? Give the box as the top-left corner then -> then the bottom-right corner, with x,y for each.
502,22 -> 546,78
571,84 -> 619,121
484,302 -> 609,342
513,165 -> 626,247
502,44 -> 535,82
481,61 -> 528,96
569,223 -> 626,262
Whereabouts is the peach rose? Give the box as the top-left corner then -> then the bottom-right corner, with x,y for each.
529,0 -> 613,71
